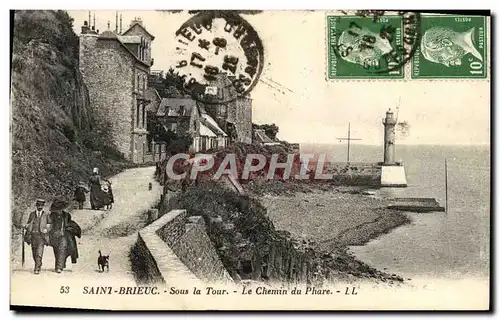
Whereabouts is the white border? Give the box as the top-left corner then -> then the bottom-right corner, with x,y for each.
1,1 -> 496,319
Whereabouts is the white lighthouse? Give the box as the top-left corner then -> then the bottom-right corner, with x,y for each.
380,108 -> 407,187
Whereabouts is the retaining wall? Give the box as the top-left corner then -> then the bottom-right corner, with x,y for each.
131,209 -> 233,286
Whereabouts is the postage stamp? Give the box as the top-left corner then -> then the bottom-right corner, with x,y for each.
412,15 -> 487,78
327,14 -> 406,79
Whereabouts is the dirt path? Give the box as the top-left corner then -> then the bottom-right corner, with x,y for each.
11,166 -> 162,291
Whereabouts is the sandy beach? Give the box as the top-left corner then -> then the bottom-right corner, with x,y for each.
258,187 -> 410,251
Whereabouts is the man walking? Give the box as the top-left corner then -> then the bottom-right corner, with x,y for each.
24,199 -> 51,274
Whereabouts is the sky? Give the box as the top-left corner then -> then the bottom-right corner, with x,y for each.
68,10 -> 491,146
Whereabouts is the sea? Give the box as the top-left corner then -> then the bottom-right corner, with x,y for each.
301,143 -> 490,280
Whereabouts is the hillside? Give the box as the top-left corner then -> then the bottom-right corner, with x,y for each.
10,10 -> 132,228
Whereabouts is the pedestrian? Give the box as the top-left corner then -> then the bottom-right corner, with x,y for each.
101,180 -> 114,210
49,197 -> 80,273
23,199 -> 51,275
88,167 -> 103,210
105,180 -> 114,209
73,182 -> 88,209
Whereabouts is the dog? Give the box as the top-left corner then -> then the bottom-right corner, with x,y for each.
97,250 -> 110,272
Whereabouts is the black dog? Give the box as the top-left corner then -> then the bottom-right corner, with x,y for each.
97,250 -> 109,272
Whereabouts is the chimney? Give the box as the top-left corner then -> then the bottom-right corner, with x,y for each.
131,17 -> 143,26
120,14 -> 123,34
81,20 -> 90,34
115,11 -> 118,33
93,14 -> 96,29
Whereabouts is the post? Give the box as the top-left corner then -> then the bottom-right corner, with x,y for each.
336,122 -> 361,165
445,158 -> 448,213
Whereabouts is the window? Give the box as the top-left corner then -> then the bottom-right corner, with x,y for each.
219,105 -> 227,117
179,105 -> 185,116
143,75 -> 147,91
142,104 -> 146,128
136,74 -> 140,91
136,101 -> 140,128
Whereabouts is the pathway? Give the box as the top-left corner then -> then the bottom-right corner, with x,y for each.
11,166 -> 162,306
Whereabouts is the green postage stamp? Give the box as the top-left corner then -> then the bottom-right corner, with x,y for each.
327,15 -> 406,79
412,15 -> 487,78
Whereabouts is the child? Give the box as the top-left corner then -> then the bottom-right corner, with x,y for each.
101,180 -> 114,210
74,182 -> 89,209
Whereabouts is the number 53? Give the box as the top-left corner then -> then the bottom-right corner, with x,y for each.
60,286 -> 70,294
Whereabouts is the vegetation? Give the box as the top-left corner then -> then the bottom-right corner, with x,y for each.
11,10 -> 131,231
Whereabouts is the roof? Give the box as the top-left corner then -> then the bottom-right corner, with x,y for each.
156,98 -> 197,117
98,30 -> 118,39
118,35 -> 142,44
97,32 -> 149,67
122,22 -> 155,40
201,113 -> 227,136
145,88 -> 161,113
254,129 -> 274,144
199,122 -> 217,137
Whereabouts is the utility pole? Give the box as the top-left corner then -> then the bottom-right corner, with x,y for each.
337,122 -> 362,164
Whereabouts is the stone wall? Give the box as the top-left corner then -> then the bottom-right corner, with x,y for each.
79,35 -> 134,160
171,216 -> 233,283
228,97 -> 252,144
131,208 -> 234,285
323,163 -> 382,186
156,209 -> 187,246
79,34 -> 150,163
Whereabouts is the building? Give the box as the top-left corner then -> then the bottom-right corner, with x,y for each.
203,74 -> 253,145
78,16 -> 154,163
146,72 -> 253,154
146,89 -> 228,153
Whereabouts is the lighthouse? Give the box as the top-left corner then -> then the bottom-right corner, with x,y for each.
383,109 -> 397,164
380,108 -> 407,187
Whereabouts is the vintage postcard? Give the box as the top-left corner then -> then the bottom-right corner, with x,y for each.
9,10 -> 490,311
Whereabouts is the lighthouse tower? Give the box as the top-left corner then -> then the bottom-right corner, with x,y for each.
380,109 -> 407,187
383,109 -> 397,164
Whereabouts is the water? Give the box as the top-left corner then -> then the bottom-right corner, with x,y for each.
302,143 -> 490,280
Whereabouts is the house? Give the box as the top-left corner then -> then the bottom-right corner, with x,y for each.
78,16 -> 154,163
146,72 -> 253,155
203,74 -> 253,145
145,89 -> 228,153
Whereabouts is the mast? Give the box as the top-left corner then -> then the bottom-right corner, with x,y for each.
337,122 -> 361,165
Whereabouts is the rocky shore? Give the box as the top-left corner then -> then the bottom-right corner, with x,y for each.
254,183 -> 411,250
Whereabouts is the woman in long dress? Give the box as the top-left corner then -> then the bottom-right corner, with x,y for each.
88,168 -> 103,210
49,198 -> 80,273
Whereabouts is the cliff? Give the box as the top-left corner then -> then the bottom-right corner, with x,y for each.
10,10 -> 131,227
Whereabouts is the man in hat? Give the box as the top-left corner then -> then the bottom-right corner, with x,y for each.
49,197 -> 72,273
24,199 -> 52,274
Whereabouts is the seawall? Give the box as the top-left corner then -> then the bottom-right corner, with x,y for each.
130,208 -> 233,286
